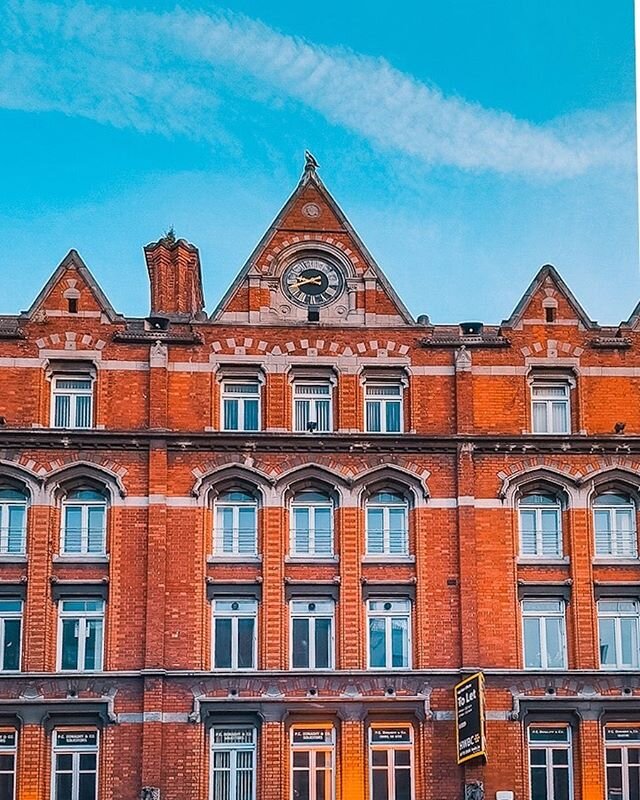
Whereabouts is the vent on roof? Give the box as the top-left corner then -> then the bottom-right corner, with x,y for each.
145,315 -> 171,332
459,322 -> 483,336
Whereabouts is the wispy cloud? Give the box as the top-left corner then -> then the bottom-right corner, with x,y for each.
1,0 -> 634,176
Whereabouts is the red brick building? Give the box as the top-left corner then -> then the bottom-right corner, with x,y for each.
0,157 -> 638,800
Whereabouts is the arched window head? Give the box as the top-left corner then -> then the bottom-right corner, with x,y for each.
290,490 -> 333,557
0,486 -> 28,555
213,489 -> 258,556
593,492 -> 637,558
61,486 -> 108,556
366,491 -> 409,556
518,492 -> 563,558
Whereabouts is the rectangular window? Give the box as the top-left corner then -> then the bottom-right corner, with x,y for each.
58,600 -> 104,672
605,727 -> 640,800
290,599 -> 334,669
0,600 -> 21,672
221,382 -> 260,432
367,598 -> 411,669
522,600 -> 567,669
214,495 -> 257,556
369,727 -> 414,800
291,500 -> 333,557
212,598 -> 257,670
598,600 -> 640,669
290,728 -> 334,800
0,731 -> 16,800
51,377 -> 93,429
528,726 -> 573,800
210,727 -> 256,800
0,492 -> 26,556
293,383 -> 332,433
62,502 -> 106,555
365,384 -> 403,434
52,730 -> 98,800
531,383 -> 570,434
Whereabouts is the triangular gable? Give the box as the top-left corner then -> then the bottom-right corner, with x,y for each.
23,250 -> 119,322
212,155 -> 414,325
503,264 -> 596,329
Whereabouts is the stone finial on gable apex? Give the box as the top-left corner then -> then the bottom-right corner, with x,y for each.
303,150 -> 319,176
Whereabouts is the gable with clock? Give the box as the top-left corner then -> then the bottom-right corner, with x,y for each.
213,156 -> 413,327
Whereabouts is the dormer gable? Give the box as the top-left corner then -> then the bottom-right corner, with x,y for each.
22,250 -> 119,323
503,264 -> 595,330
213,153 -> 414,326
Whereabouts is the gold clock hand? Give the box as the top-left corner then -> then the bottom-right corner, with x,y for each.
291,276 -> 322,289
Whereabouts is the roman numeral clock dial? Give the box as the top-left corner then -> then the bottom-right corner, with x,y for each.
282,258 -> 345,307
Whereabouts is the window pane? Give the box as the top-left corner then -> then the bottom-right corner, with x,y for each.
55,772 -> 73,800
541,509 -> 561,556
599,617 -> 617,666
313,508 -> 332,554
84,619 -> 103,670
295,400 -> 309,432
244,399 -> 259,431
0,773 -> 13,800
75,394 -> 92,428
2,618 -> 20,670
367,508 -> 384,554
532,401 -> 547,433
214,618 -> 232,668
293,769 -> 310,800
385,400 -> 401,433
520,509 -> 537,555
369,618 -> 386,668
315,618 -> 331,668
366,401 -> 381,432
63,506 -> 83,553
6,506 -> 25,553
391,617 -> 409,667
54,395 -> 71,428
292,618 -> 310,668
530,766 -> 548,800
237,618 -> 255,669
371,769 -> 389,800
551,401 -> 568,433
61,618 -> 79,669
620,617 -> 638,667
315,400 -> 331,432
78,771 -> 97,800
396,767 -> 412,800
87,506 -> 105,553
223,399 -> 239,430
388,507 -> 408,554
238,507 -> 257,554
545,618 -> 566,668
524,617 -> 542,668
294,508 -> 310,554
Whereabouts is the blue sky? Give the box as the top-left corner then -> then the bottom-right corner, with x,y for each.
0,0 -> 637,324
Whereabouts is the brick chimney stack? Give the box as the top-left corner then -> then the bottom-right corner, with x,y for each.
144,234 -> 205,318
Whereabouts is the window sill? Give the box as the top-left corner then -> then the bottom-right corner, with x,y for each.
0,555 -> 27,564
517,557 -> 569,565
362,555 -> 415,564
53,554 -> 110,564
207,555 -> 262,564
593,557 -> 640,566
285,555 -> 339,564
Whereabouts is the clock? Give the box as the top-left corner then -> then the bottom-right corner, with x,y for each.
282,257 -> 345,307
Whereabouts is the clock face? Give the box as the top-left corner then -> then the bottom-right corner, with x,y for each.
282,258 -> 345,307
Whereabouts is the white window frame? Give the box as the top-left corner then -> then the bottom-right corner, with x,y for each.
364,383 -> 403,434
57,599 -> 105,672
593,494 -> 638,558
290,727 -> 335,800
369,726 -> 414,800
51,729 -> 99,800
293,382 -> 333,433
365,493 -> 409,556
521,599 -> 567,669
0,489 -> 27,556
518,494 -> 563,558
290,493 -> 334,558
530,381 -> 571,434
0,599 -> 22,672
213,492 -> 258,556
221,381 -> 261,432
367,598 -> 412,670
50,375 -> 94,429
0,729 -> 16,800
289,598 -> 335,670
605,728 -> 640,800
209,726 -> 257,800
598,599 -> 640,669
211,598 -> 258,671
527,726 -> 573,800
61,490 -> 107,556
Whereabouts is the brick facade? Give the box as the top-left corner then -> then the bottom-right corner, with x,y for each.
0,159 -> 638,799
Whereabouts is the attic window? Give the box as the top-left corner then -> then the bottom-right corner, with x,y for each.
68,298 -> 78,314
545,306 -> 555,323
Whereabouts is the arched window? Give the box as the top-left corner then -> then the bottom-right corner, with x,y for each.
0,487 -> 27,555
61,487 -> 107,555
290,490 -> 333,557
214,490 -> 258,556
366,491 -> 409,555
519,493 -> 562,558
593,492 -> 638,558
